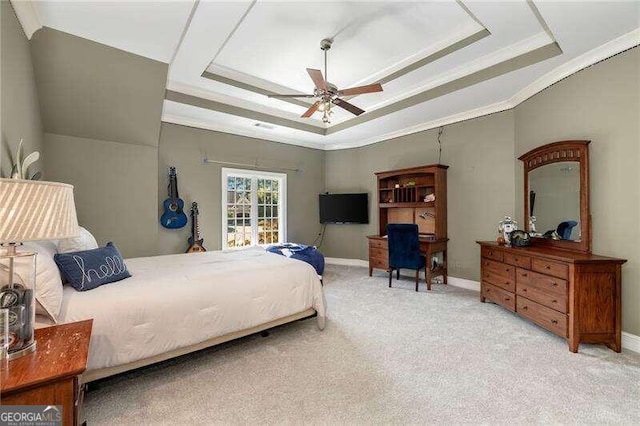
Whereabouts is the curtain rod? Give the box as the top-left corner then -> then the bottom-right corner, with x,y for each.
201,157 -> 302,173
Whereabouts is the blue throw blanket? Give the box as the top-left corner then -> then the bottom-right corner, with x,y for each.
266,243 -> 325,275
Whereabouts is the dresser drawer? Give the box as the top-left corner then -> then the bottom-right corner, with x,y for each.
504,252 -> 531,269
369,247 -> 387,261
516,281 -> 567,313
482,269 -> 515,292
481,258 -> 516,280
517,296 -> 567,337
369,239 -> 387,249
482,283 -> 515,312
481,246 -> 503,262
516,268 -> 567,297
531,258 -> 569,280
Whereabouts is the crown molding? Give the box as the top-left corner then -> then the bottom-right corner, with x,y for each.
323,100 -> 514,150
9,0 -> 42,40
510,27 -> 640,106
161,113 -> 325,150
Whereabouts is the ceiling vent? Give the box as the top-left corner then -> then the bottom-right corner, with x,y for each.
254,122 -> 276,130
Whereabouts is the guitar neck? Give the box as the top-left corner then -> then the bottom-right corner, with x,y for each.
191,210 -> 201,240
169,175 -> 179,199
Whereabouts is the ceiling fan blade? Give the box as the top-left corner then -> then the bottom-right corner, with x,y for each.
333,98 -> 365,116
338,83 -> 383,96
301,101 -> 321,118
268,93 -> 316,98
307,68 -> 328,91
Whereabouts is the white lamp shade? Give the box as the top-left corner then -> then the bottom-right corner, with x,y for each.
0,178 -> 79,243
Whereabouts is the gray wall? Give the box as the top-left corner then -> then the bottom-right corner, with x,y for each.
0,2 -> 43,177
157,123 -> 325,254
514,47 -> 640,336
32,28 -> 166,258
324,111 -> 516,281
30,28 -> 165,147
44,133 -> 158,258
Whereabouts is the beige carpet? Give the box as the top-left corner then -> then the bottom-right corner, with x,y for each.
85,265 -> 640,424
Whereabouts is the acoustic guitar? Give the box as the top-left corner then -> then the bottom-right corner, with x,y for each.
160,167 -> 188,229
186,202 -> 206,253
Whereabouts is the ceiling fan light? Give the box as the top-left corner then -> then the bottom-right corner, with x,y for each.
317,102 -> 326,112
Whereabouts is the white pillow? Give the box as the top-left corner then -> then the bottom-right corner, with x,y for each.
57,226 -> 99,253
0,241 -> 63,323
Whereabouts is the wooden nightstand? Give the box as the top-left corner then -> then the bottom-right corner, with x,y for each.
1,319 -> 93,426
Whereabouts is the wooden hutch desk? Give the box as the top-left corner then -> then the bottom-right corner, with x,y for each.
367,164 -> 448,289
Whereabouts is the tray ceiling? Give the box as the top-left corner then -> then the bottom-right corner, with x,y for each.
24,0 -> 640,150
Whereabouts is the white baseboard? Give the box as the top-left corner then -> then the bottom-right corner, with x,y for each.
324,257 -> 369,267
622,332 -> 640,354
447,277 -> 481,292
324,258 -> 640,353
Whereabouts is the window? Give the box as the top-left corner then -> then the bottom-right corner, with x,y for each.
222,168 -> 286,249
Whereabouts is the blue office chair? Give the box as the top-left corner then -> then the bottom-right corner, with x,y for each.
386,223 -> 426,292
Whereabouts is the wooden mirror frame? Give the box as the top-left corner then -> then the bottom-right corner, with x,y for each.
519,140 -> 591,253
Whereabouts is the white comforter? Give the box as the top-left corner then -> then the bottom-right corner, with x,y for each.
58,248 -> 326,372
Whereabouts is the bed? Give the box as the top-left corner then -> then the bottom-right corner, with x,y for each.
53,247 -> 326,382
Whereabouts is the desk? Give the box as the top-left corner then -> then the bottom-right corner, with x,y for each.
367,235 -> 448,289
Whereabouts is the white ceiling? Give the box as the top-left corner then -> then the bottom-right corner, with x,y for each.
26,1 -> 640,150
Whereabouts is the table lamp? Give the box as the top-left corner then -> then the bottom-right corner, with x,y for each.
0,178 -> 78,359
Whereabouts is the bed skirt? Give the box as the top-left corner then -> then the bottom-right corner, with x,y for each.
81,308 -> 317,383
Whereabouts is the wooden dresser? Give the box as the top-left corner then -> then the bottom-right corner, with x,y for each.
1,320 -> 93,426
477,241 -> 625,352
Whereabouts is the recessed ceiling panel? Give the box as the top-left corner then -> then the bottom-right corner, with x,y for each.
210,1 -> 483,93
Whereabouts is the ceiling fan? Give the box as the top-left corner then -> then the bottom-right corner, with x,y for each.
267,38 -> 383,124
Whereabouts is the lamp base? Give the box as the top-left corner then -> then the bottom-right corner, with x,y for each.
8,340 -> 36,360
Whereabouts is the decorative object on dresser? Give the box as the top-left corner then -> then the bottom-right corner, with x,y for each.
1,320 -> 92,426
0,179 -> 79,360
160,167 -> 188,229
186,201 -> 206,253
367,164 -> 448,289
478,140 -> 626,353
497,216 -> 518,246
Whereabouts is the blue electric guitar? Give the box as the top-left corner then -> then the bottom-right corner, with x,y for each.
160,167 -> 188,229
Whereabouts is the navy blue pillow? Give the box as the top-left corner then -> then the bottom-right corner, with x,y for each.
54,242 -> 131,291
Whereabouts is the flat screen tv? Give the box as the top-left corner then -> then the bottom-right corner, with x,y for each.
319,193 -> 368,224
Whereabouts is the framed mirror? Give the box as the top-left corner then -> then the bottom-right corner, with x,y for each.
519,140 -> 591,253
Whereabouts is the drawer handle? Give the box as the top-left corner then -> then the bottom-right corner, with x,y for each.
504,297 -> 510,301
521,273 -> 528,277
521,306 -> 528,310
551,319 -> 558,324
552,299 -> 558,304
514,257 -> 519,261
504,281 -> 510,285
489,251 -> 494,255
545,265 -> 551,270
551,282 -> 558,287
486,288 -> 491,292
522,288 -> 527,292
505,268 -> 510,272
